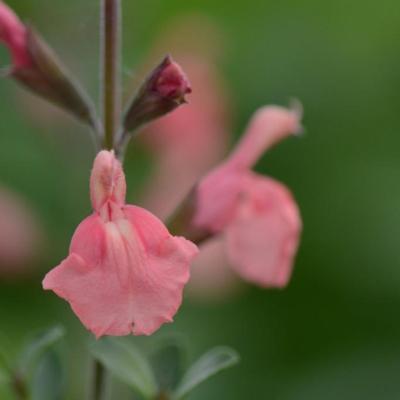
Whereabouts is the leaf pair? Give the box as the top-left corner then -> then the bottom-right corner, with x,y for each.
0,326 -> 65,400
91,337 -> 239,399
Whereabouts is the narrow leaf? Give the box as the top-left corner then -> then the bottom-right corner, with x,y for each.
173,346 -> 240,399
0,352 -> 10,375
0,368 -> 9,385
31,350 -> 64,400
91,338 -> 157,399
150,336 -> 187,391
18,325 -> 65,376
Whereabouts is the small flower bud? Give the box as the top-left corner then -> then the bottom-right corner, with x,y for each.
13,28 -> 98,128
90,150 -> 126,212
123,55 -> 191,133
0,2 -> 98,129
0,1 -> 31,69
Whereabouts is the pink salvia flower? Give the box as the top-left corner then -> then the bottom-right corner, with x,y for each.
43,151 -> 198,337
193,106 -> 302,288
0,1 -> 31,69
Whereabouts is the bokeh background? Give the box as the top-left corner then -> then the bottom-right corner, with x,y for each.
1,0 -> 400,399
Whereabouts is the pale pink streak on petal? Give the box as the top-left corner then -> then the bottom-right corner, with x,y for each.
0,1 -> 31,68
228,106 -> 301,169
225,173 -> 302,288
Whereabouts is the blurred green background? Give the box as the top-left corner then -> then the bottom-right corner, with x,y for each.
1,0 -> 400,399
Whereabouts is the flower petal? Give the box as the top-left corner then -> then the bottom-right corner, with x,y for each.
193,164 -> 247,233
43,208 -> 198,337
90,150 -> 126,213
225,174 -> 301,288
228,106 -> 301,169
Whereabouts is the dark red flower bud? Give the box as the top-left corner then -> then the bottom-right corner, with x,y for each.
123,55 -> 191,133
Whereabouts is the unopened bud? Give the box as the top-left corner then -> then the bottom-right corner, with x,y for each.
0,1 -> 31,69
153,58 -> 191,98
123,55 -> 191,133
0,2 -> 98,129
12,28 -> 98,128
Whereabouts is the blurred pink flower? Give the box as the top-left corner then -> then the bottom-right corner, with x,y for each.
137,16 -> 236,299
43,150 -> 198,337
0,187 -> 42,276
141,56 -> 231,220
0,1 -> 31,69
193,106 -> 302,288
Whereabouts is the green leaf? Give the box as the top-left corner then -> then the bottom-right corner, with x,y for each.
0,367 -> 9,385
90,338 -> 157,399
0,333 -> 13,375
0,381 -> 13,400
150,336 -> 187,391
18,325 -> 65,376
31,350 -> 64,400
0,351 -> 10,375
173,346 -> 240,400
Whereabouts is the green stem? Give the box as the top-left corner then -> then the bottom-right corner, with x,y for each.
155,392 -> 170,400
11,374 -> 28,400
101,0 -> 121,149
90,360 -> 107,400
89,1 -> 121,398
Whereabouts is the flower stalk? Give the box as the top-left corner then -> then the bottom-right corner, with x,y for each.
90,0 -> 122,397
11,373 -> 28,400
90,360 -> 107,400
101,0 -> 121,149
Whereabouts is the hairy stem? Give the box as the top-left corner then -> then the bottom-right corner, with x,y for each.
101,0 -> 121,149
